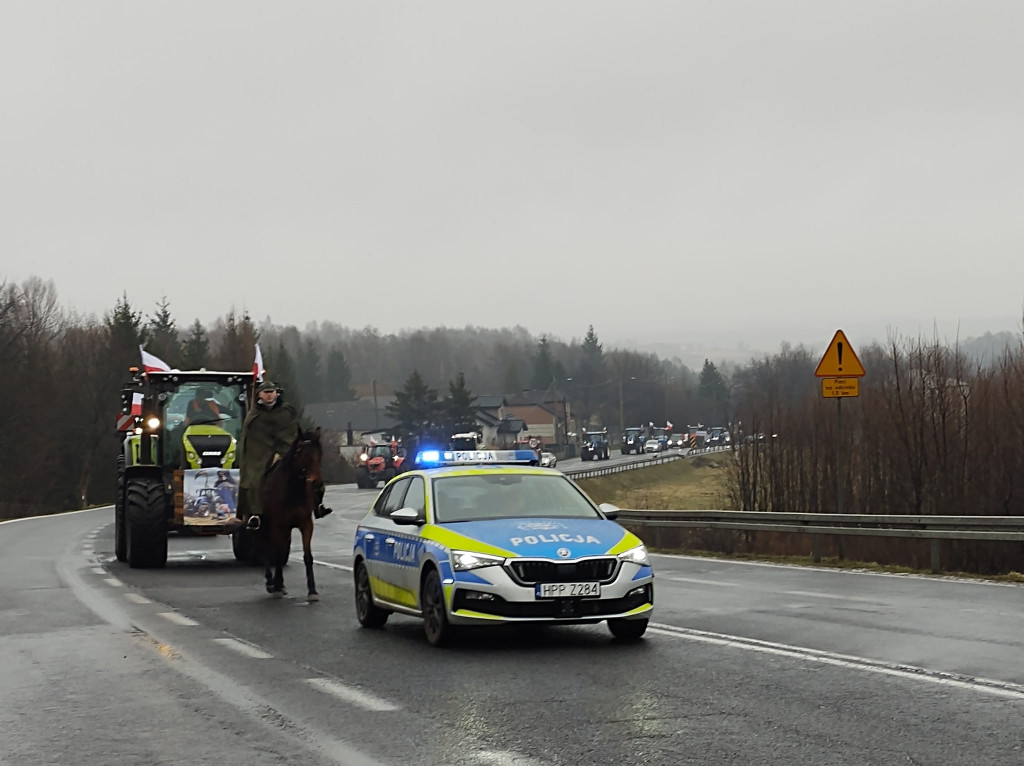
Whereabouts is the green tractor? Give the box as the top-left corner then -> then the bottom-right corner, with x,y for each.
114,368 -> 256,568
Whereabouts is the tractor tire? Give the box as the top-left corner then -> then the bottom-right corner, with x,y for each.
232,528 -> 261,566
126,477 -> 168,569
114,455 -> 127,562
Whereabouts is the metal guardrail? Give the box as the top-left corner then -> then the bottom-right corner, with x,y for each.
613,509 -> 1024,572
564,453 -> 682,479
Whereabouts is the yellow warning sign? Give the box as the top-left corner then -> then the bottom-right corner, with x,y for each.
814,330 -> 865,378
822,378 -> 859,398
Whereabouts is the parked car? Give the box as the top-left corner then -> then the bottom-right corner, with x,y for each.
539,452 -> 558,468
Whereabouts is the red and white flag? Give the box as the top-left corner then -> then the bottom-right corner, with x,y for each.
131,392 -> 143,416
139,345 -> 171,373
666,420 -> 673,430
253,343 -> 265,382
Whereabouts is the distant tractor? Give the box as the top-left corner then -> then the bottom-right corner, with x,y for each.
355,442 -> 406,489
620,426 -> 647,455
115,368 -> 254,568
580,428 -> 611,461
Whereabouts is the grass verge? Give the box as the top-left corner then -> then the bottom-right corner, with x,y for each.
575,453 -> 732,510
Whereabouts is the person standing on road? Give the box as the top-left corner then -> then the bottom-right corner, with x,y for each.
238,380 -> 332,529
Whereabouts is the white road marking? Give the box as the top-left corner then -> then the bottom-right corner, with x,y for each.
647,551 -> 1024,587
83,547 -> 93,555
104,577 -> 122,587
159,612 -> 199,626
91,567 -> 105,575
315,561 -> 353,572
649,623 -> 1024,700
475,750 -> 549,766
305,678 -> 399,712
212,637 -> 273,659
662,575 -> 736,587
784,590 -> 874,603
124,593 -> 151,604
0,506 -> 113,525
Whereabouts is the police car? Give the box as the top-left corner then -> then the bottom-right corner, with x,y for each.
352,449 -> 654,646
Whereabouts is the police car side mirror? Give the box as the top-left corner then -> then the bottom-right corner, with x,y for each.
598,502 -> 620,520
390,508 -> 424,526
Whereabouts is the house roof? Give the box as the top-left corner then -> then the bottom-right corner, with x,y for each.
496,417 -> 527,434
305,400 -> 397,432
473,394 -> 506,409
475,410 -> 502,427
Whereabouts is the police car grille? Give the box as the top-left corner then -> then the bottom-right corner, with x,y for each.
507,558 -> 618,585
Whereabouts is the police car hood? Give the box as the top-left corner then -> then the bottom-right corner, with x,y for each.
442,517 -> 635,558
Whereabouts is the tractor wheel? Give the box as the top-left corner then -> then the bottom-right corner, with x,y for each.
232,528 -> 261,566
114,456 -> 127,562
126,477 -> 168,569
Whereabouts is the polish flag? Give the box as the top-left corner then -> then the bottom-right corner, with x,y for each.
130,392 -> 143,416
253,343 -> 265,382
666,420 -> 673,430
139,345 -> 171,373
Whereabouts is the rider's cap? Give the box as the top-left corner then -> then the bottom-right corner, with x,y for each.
256,379 -> 280,393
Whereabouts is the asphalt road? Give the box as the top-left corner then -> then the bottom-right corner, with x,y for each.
3,484 -> 1023,765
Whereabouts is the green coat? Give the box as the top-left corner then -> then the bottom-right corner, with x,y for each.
239,398 -> 301,491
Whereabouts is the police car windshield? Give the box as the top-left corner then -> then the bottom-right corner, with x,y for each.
432,474 -> 600,523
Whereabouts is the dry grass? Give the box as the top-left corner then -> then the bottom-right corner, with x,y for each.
576,454 -> 733,510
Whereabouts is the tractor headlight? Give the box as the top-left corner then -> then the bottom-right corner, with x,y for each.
451,550 -> 505,571
617,545 -> 650,566
360,453 -> 368,462
146,416 -> 161,430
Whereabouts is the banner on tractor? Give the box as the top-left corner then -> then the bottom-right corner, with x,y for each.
182,468 -> 239,526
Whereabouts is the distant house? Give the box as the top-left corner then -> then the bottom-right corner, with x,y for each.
305,396 -> 397,445
503,389 -> 570,446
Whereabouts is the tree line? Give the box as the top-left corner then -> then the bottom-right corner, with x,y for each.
1,277 -> 734,518
726,332 -> 1024,572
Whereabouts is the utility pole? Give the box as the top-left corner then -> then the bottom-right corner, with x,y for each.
618,377 -> 624,437
372,378 -> 379,430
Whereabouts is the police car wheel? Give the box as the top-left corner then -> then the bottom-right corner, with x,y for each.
354,561 -> 389,628
608,618 -> 648,641
422,568 -> 455,647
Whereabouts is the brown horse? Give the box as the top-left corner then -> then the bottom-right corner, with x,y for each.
260,428 -> 324,601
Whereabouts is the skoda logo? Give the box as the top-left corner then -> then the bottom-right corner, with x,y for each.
557,547 -> 571,558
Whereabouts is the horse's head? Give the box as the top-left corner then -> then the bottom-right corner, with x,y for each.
293,427 -> 324,493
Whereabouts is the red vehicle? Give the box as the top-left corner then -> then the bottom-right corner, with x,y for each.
355,442 -> 406,489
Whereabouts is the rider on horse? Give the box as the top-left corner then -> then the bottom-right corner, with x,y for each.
239,379 -> 332,530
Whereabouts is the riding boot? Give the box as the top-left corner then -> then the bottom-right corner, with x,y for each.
245,515 -> 262,530
314,504 -> 333,519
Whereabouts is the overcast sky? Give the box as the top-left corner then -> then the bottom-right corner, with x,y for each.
2,2 -> 1022,358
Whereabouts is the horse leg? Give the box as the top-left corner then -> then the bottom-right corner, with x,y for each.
274,564 -> 285,597
300,519 -> 317,601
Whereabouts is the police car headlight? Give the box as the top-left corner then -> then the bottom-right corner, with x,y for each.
617,545 -> 650,566
451,550 -> 505,571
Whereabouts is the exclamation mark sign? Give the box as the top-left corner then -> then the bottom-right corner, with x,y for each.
837,342 -> 843,373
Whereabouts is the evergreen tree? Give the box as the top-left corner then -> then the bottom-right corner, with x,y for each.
531,336 -> 557,389
181,319 -> 210,369
503,359 -> 523,394
217,309 -> 260,370
296,338 -> 324,403
266,341 -> 305,420
105,292 -> 146,371
698,359 -> 727,402
146,296 -> 179,365
574,325 -> 606,428
324,345 -> 356,401
442,372 -> 477,434
386,370 -> 440,443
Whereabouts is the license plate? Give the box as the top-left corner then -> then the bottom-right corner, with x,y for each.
535,582 -> 601,599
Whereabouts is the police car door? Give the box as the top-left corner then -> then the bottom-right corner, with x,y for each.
366,477 -> 419,609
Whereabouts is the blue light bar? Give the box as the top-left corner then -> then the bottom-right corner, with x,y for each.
415,449 -> 538,466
